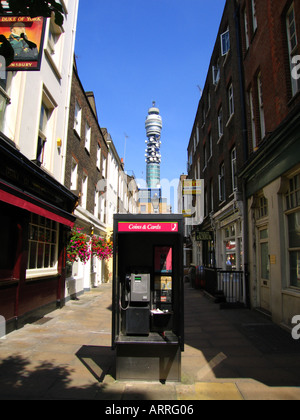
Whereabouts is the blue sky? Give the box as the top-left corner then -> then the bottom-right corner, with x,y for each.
74,0 -> 226,210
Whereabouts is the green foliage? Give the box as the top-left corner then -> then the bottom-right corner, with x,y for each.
0,0 -> 64,26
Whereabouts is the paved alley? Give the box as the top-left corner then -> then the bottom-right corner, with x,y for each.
0,281 -> 300,401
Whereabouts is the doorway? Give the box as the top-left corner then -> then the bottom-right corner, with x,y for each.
258,226 -> 271,314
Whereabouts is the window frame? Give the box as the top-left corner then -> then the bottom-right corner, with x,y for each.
221,29 -> 230,56
285,172 -> 300,290
74,99 -> 82,136
286,3 -> 300,97
26,215 -> 59,280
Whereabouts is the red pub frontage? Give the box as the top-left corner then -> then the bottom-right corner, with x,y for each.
0,133 -> 77,334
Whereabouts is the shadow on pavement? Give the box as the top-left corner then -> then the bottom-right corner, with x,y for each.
0,353 -> 145,400
183,283 -> 300,388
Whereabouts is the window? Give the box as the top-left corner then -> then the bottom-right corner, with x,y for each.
212,62 -> 220,85
96,143 -> 101,170
207,92 -> 211,112
94,187 -> 100,218
251,0 -> 257,33
221,29 -> 230,56
244,8 -> 250,50
287,211 -> 300,288
99,193 -> 106,223
287,4 -> 300,97
286,173 -> 300,210
36,102 -> 49,166
85,122 -> 91,152
81,173 -> 88,208
218,106 -> 223,139
249,88 -> 257,150
231,148 -> 237,192
188,152 -> 193,173
203,143 -> 207,169
102,155 -> 107,178
70,158 -> 78,190
256,195 -> 268,219
208,131 -> 213,159
27,214 -> 59,279
46,10 -> 64,74
286,173 -> 300,288
196,124 -> 199,145
219,163 -> 225,202
74,99 -> 82,136
210,179 -> 214,212
228,84 -> 234,118
257,73 -> 265,139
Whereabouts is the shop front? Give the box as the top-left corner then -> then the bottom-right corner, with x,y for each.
0,134 -> 77,333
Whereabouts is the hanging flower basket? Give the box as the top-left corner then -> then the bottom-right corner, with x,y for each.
67,228 -> 91,264
91,235 -> 113,261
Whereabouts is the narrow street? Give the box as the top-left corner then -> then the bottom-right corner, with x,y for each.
0,281 -> 300,400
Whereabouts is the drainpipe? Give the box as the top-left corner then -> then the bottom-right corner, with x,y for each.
234,1 -> 250,307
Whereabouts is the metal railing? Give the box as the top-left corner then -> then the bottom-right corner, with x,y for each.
217,270 -> 245,304
201,267 -> 246,306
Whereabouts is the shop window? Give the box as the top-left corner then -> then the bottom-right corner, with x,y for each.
287,211 -> 300,288
225,223 -> 236,270
286,173 -> 300,289
286,173 -> 300,210
27,214 -> 59,279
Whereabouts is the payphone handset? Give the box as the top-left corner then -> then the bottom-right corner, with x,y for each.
124,273 -> 151,304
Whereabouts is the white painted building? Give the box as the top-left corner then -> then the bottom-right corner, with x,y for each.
1,0 -> 79,185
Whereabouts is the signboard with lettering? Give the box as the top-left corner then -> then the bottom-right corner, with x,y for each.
0,16 -> 46,71
118,222 -> 179,233
196,231 -> 213,241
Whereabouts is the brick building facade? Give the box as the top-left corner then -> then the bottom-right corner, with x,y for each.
64,60 -> 109,296
186,0 -> 300,328
239,0 -> 300,327
187,0 -> 247,300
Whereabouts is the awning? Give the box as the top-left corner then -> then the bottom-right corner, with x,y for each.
0,183 -> 75,228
